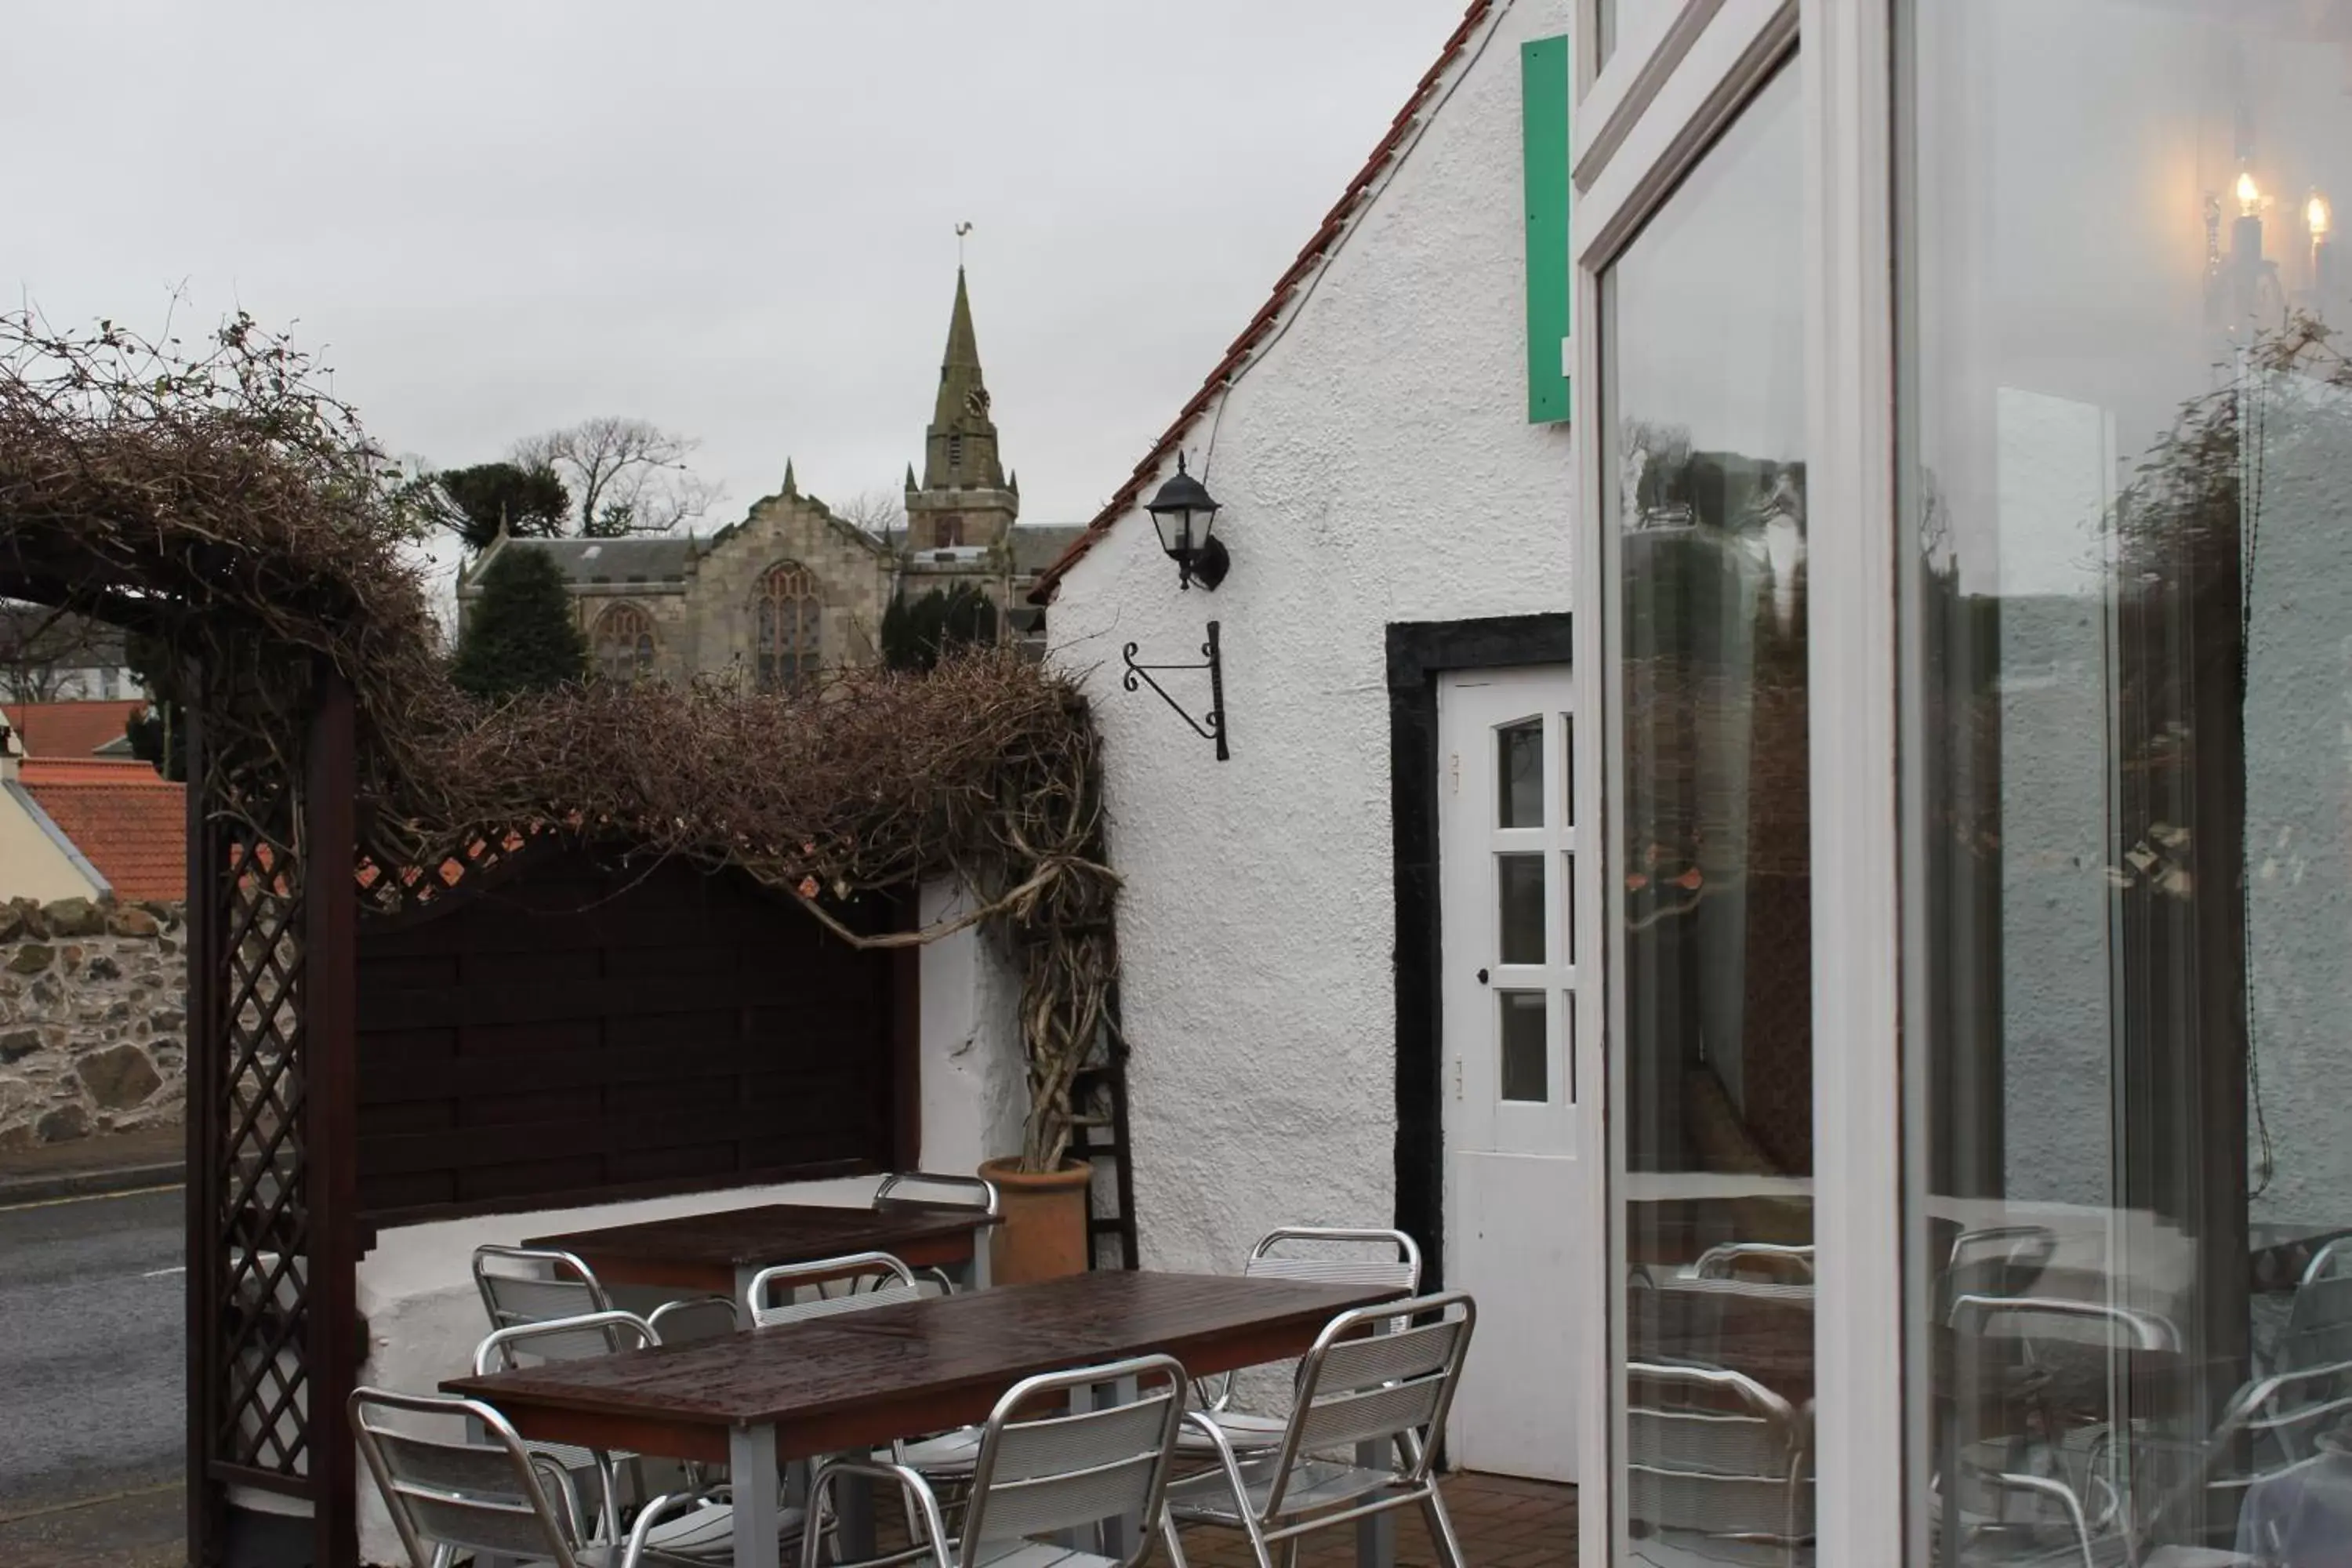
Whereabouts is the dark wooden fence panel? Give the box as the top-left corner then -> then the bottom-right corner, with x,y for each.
356,846 -> 908,1229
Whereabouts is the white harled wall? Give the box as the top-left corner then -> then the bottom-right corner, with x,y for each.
1046,0 -> 1574,1279
343,876 -> 1021,1562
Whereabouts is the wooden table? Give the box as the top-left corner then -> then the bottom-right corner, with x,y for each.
446,1271 -> 1403,1568
525,1202 -> 1003,1301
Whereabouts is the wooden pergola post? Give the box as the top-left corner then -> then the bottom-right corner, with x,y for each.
183,669 -> 361,1568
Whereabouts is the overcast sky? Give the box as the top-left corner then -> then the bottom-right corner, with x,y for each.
7,2 -> 1464,533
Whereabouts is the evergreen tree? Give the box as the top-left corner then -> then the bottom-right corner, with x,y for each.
881,583 -> 998,673
451,547 -> 588,699
434,462 -> 571,551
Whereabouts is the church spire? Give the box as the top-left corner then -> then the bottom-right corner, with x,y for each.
921,266 -> 1005,492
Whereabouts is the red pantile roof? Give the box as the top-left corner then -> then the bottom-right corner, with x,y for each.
2,700 -> 144,758
1027,0 -> 1494,605
17,757 -> 186,902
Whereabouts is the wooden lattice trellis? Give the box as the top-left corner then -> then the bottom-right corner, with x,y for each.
185,680 -> 360,1567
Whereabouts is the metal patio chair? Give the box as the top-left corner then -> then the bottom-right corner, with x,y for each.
1626,1359 -> 1814,1568
1938,1294 -> 2178,1564
2277,1239 -> 2352,1374
351,1386 -> 713,1568
873,1171 -> 1002,1218
2133,1356 -> 2352,1565
474,1244 -> 618,1345
1181,1226 -> 1423,1457
802,1353 -> 1191,1568
474,1310 -> 757,1563
1165,1290 -> 1474,1568
745,1253 -> 980,1479
873,1174 -> 1000,1293
743,1252 -> 935,1328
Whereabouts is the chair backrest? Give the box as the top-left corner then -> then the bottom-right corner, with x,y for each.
1243,1226 -> 1423,1294
1944,1225 -> 2060,1316
473,1244 -> 611,1351
2283,1243 -> 2352,1372
350,1388 -> 583,1568
474,1308 -> 659,1376
1261,1292 -> 1474,1515
1948,1293 -> 2177,1352
873,1171 -> 1001,1216
1693,1242 -> 1814,1284
1625,1360 -> 1813,1550
744,1250 -> 927,1328
960,1353 -> 1189,1568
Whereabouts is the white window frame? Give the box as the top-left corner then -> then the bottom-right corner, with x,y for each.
1568,1 -> 1902,1562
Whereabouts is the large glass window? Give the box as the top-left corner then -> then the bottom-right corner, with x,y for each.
1602,59 -> 1812,1565
1900,5 -> 2352,1561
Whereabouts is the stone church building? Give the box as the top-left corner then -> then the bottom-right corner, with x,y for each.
459,268 -> 1080,685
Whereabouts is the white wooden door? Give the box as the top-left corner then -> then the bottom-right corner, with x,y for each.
1439,665 -> 1585,1482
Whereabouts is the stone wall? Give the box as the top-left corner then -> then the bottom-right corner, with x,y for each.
0,896 -> 186,1149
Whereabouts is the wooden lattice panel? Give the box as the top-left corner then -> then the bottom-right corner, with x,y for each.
210,797 -> 315,1483
354,824 -> 557,927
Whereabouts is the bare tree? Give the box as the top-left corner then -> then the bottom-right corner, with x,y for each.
0,603 -> 121,703
511,416 -> 719,537
831,488 -> 906,543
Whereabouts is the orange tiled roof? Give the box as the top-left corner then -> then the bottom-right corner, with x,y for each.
2,700 -> 143,758
17,757 -> 185,902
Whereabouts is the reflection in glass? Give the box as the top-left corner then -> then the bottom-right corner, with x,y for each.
1900,4 -> 2352,1561
1499,718 -> 1545,828
1497,855 -> 1546,966
1604,61 -> 1812,1566
1500,991 -> 1548,1103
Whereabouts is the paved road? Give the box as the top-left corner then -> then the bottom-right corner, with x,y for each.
0,1187 -> 184,1515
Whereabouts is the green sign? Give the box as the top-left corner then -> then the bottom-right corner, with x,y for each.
1522,34 -> 1572,425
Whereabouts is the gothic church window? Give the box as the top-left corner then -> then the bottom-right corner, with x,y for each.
754,563 -> 822,690
592,601 -> 657,682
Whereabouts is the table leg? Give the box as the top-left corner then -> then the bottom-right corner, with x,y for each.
837,1468 -> 877,1563
1354,1439 -> 1394,1568
1356,1316 -> 1395,1568
732,1424 -> 783,1568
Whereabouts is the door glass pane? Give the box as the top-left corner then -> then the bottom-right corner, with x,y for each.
1900,5 -> 2352,1562
1497,854 -> 1547,965
1562,852 -> 1577,967
1603,60 -> 1812,1564
1563,713 -> 1577,826
1498,718 -> 1546,828
1500,991 -> 1548,1102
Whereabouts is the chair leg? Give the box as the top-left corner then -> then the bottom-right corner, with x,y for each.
1279,1538 -> 1300,1568
1417,1486 -> 1469,1568
1159,1517 -> 1191,1568
1235,1515 -> 1279,1568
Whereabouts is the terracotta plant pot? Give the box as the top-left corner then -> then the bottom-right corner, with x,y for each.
978,1157 -> 1091,1283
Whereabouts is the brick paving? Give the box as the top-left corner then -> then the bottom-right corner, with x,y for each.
1157,1472 -> 1578,1568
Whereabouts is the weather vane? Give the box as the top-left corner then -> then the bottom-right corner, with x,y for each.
956,220 -> 973,266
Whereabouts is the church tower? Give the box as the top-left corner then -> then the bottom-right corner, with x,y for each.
905,267 -> 1019,551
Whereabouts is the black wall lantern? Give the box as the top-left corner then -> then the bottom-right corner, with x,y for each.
1145,452 -> 1229,591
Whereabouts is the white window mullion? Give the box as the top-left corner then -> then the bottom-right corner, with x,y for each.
1798,1 -> 1902,1563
